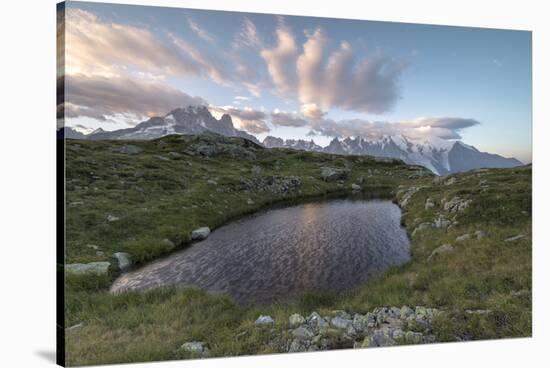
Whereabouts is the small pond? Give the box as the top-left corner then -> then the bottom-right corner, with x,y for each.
111,199 -> 410,304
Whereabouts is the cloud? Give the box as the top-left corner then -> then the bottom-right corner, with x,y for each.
260,18 -> 298,95
187,17 -> 215,44
63,74 -> 206,121
64,9 -> 199,78
300,103 -> 325,120
233,17 -> 262,48
209,106 -> 269,134
310,116 -> 480,141
260,21 -> 406,115
271,110 -> 308,127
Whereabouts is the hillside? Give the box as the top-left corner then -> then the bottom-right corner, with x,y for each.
63,134 -> 531,366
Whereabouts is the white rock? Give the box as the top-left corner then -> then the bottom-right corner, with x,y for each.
191,227 -> 211,240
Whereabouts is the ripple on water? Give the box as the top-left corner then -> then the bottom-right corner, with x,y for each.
111,199 -> 411,304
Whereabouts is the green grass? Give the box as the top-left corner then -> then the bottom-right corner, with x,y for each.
63,135 -> 531,366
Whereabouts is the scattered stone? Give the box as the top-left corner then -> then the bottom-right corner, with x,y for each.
191,227 -> 211,241
113,252 -> 132,272
398,186 -> 422,207
85,244 -> 99,250
444,197 -> 472,213
65,261 -> 110,276
455,234 -> 471,242
427,244 -> 454,261
106,214 -> 120,222
510,289 -> 530,297
168,151 -> 182,159
180,341 -> 209,356
255,315 -> 274,325
404,331 -> 423,344
352,314 -> 369,333
206,179 -> 217,185
247,198 -> 255,205
504,234 -> 525,242
351,183 -> 361,191
289,314 -> 306,328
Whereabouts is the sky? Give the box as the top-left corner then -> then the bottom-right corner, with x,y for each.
59,1 -> 532,163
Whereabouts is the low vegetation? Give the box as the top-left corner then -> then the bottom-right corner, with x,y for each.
63,133 -> 531,366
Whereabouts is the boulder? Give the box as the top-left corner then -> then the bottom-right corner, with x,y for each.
400,306 -> 414,319
289,313 -> 306,328
255,315 -> 274,325
330,316 -> 353,330
425,198 -> 435,210
307,312 -> 329,331
292,326 -> 315,341
191,227 -> 211,241
351,183 -> 361,191
320,167 -> 348,182
65,261 -> 110,276
113,252 -> 132,272
427,244 -> 454,261
444,197 -> 472,213
180,341 -> 209,356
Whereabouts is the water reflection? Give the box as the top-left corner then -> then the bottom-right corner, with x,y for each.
111,199 -> 410,304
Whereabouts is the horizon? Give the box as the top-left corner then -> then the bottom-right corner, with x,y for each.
59,1 -> 532,163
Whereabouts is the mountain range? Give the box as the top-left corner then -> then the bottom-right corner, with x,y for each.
59,105 -> 523,175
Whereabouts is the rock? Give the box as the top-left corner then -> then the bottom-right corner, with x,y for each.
320,167 -> 348,182
433,215 -> 451,229
113,145 -> 143,155
106,214 -> 120,222
425,198 -> 435,210
404,331 -> 423,344
330,316 -> 353,330
389,307 -> 401,318
251,165 -> 262,175
474,230 -> 487,240
113,252 -> 131,272
66,323 -> 84,332
370,328 -> 396,347
444,197 -> 472,213
412,222 -> 433,236
351,183 -> 361,191
427,244 -> 454,261
445,177 -> 457,186
180,341 -> 209,355
398,186 -> 422,207
289,313 -> 306,328
85,244 -> 99,250
168,151 -> 182,159
455,234 -> 471,242
65,261 -> 110,276
400,306 -> 414,319
96,251 -> 104,256
292,326 -> 315,341
206,179 -> 217,185
247,198 -> 255,205
255,315 -> 274,325
504,234 -> 525,242
307,312 -> 329,331
191,227 -> 211,240
352,314 -> 369,333
510,289 -> 530,297
288,339 -> 307,352
465,309 -> 491,315
162,238 -> 176,250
